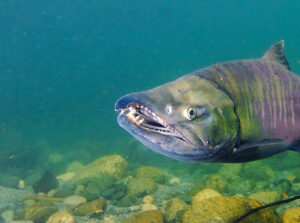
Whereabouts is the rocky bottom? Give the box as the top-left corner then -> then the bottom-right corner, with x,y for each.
1,153 -> 300,223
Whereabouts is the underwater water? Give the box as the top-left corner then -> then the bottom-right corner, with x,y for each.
0,0 -> 300,222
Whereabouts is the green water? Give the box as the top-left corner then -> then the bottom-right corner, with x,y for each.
0,0 -> 300,222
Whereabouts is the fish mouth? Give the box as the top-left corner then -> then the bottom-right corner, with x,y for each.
116,103 -> 189,143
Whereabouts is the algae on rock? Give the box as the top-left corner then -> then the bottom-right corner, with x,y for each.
282,207 -> 300,223
46,211 -> 75,223
122,210 -> 164,223
135,166 -> 165,183
183,189 -> 280,223
249,191 -> 282,204
162,197 -> 188,223
127,177 -> 157,197
73,198 -> 105,216
71,155 -> 127,184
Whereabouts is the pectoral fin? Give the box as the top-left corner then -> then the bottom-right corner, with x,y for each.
225,139 -> 287,162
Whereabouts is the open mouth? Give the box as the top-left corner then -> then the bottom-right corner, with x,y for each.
117,104 -> 187,142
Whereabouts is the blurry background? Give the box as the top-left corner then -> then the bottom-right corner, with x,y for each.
0,0 -> 299,182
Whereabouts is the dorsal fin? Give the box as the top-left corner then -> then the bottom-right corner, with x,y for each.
263,40 -> 291,70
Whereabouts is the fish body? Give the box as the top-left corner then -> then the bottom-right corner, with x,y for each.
115,41 -> 300,162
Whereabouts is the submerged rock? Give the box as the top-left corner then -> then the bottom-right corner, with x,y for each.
63,195 -> 87,208
81,176 -> 116,200
66,161 -> 84,172
46,211 -> 74,223
141,195 -> 158,211
135,166 -> 165,183
127,177 -> 157,197
122,210 -> 164,223
73,198 -> 105,216
24,203 -> 58,223
162,197 -> 188,223
242,162 -> 275,181
183,188 -> 280,223
54,183 -> 76,197
249,191 -> 282,204
282,207 -> 300,223
192,188 -> 222,205
71,155 -> 127,184
204,174 -> 228,192
118,195 -> 139,207
0,186 -> 34,211
57,172 -> 76,183
32,171 -> 59,193
1,209 -> 14,223
218,163 -> 243,180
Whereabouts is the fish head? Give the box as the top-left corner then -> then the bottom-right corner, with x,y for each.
115,75 -> 239,162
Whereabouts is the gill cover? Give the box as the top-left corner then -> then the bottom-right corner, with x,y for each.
162,75 -> 239,153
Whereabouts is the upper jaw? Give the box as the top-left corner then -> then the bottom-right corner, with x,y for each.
115,94 -> 192,144
116,103 -> 189,142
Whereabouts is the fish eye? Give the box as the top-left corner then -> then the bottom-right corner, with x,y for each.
165,104 -> 173,114
184,106 -> 197,120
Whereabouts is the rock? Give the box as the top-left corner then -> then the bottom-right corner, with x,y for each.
48,153 -> 63,163
141,203 -> 158,212
103,216 -> 116,223
73,198 -> 105,216
218,163 -> 243,180
249,191 -> 282,204
109,183 -> 126,200
127,177 -> 157,197
271,179 -> 292,193
135,166 -> 165,183
141,195 -> 157,211
71,155 -> 127,184
192,188 -> 222,205
32,171 -> 59,193
183,189 -> 280,223
204,174 -> 228,192
242,162 -> 275,181
54,183 -> 76,197
162,198 -> 188,223
227,177 -> 255,194
122,210 -> 164,223
46,211 -> 74,223
0,186 -> 34,211
63,195 -> 87,208
66,161 -> 84,172
118,195 -> 139,207
24,203 -> 58,223
292,183 -> 300,192
169,177 -> 180,185
18,179 -> 26,189
282,207 -> 300,223
80,176 -> 116,200
1,209 -> 14,223
57,172 -> 76,183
